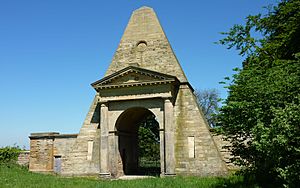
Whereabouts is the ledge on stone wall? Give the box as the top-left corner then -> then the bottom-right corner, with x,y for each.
29,132 -> 78,139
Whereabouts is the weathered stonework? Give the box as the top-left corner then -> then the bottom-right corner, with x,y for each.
174,85 -> 227,176
17,151 -> 30,166
212,134 -> 238,171
29,133 -> 77,173
29,6 -> 231,177
105,7 -> 188,82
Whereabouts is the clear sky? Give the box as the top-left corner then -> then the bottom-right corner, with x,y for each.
0,0 -> 277,148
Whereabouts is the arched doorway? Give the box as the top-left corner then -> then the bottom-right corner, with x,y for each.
115,107 -> 160,176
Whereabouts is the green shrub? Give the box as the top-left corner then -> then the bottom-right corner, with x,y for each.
0,146 -> 22,163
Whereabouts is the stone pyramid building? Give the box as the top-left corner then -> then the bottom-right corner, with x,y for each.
29,6 -> 228,177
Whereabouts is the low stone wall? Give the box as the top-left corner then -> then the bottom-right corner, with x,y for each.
29,132 -> 78,173
17,151 -> 30,166
211,134 -> 238,171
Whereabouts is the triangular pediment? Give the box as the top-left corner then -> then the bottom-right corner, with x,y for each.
91,66 -> 179,90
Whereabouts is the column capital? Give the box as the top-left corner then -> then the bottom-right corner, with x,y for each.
163,97 -> 172,103
100,102 -> 108,108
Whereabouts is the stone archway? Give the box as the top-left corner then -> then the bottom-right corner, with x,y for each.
115,107 -> 160,175
94,66 -> 179,177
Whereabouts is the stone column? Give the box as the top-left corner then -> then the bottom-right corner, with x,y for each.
159,127 -> 165,175
164,98 -> 176,175
99,103 -> 110,177
108,130 -> 117,176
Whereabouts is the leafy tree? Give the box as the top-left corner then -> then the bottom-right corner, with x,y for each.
138,114 -> 160,162
195,89 -> 220,127
219,0 -> 300,187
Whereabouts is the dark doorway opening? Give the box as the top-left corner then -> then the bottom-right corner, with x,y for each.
116,107 -> 160,176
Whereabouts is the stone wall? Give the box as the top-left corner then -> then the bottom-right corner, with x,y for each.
212,134 -> 237,171
105,7 -> 188,83
29,132 -> 77,173
174,84 -> 228,176
17,151 -> 30,166
61,95 -> 101,176
29,133 -> 56,173
53,136 -> 77,157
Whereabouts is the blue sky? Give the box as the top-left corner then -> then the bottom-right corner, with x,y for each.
0,0 -> 277,148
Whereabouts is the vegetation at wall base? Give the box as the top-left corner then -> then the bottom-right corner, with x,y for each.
219,0 -> 300,187
0,145 -> 22,164
0,164 -> 261,188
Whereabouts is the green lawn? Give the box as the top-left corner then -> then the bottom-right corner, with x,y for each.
0,164 -> 259,188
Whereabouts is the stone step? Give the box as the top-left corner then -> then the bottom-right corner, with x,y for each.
118,175 -> 155,180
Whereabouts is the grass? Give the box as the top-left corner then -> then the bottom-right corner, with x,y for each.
0,164 -> 260,188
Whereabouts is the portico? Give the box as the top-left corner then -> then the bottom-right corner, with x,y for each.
92,66 -> 179,176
